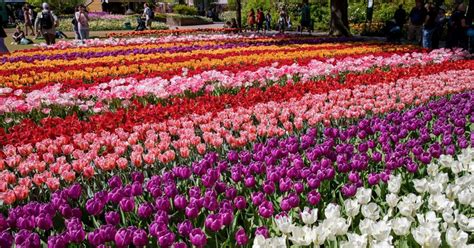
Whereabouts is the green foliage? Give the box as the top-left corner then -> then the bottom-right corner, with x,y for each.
220,11 -> 237,22
172,4 -> 198,16
27,0 -> 85,14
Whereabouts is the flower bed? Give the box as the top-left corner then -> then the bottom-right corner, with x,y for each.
0,34 -> 472,247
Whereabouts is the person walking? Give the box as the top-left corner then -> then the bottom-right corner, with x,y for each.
278,9 -> 287,33
408,1 -> 427,44
247,9 -> 256,31
23,4 -> 35,36
257,8 -> 265,33
0,19 -> 9,55
143,3 -> 154,30
35,3 -> 58,45
75,4 -> 89,42
422,3 -> 438,49
265,11 -> 272,32
300,0 -> 311,33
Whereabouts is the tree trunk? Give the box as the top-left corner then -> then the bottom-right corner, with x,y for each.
329,0 -> 351,36
236,0 -> 242,29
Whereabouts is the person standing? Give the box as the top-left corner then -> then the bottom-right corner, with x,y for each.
394,5 -> 407,31
143,3 -> 154,30
300,0 -> 311,33
408,1 -> 427,44
446,3 -> 468,49
432,5 -> 447,49
265,11 -> 272,32
0,19 -> 8,55
247,9 -> 256,31
278,9 -> 287,33
422,3 -> 438,49
256,8 -> 264,33
72,6 -> 80,40
75,5 -> 89,42
23,4 -> 35,36
35,3 -> 58,45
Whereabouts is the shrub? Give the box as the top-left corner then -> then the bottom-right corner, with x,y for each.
173,4 -> 198,16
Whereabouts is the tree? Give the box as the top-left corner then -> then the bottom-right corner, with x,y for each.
329,0 -> 351,36
236,0 -> 242,28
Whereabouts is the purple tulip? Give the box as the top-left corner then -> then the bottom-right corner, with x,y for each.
67,183 -> 82,200
220,209 -> 234,226
131,182 -> 143,196
108,176 -> 122,189
132,229 -> 148,247
189,228 -> 207,247
341,183 -> 357,197
368,173 -> 380,185
178,220 -> 193,237
0,231 -> 13,248
234,196 -> 247,210
157,230 -> 176,247
255,226 -> 270,238
85,199 -> 104,216
137,203 -> 153,219
119,198 -> 135,212
155,197 -> 171,212
131,171 -> 145,183
173,195 -> 188,210
308,190 -> 321,206
36,214 -> 53,230
15,230 -> 40,248
115,228 -> 132,247
185,204 -> 199,219
258,200 -> 274,218
225,187 -> 237,199
235,227 -> 249,246
105,211 -> 120,226
205,214 -> 223,232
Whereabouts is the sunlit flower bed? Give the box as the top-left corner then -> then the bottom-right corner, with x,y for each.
0,34 -> 472,247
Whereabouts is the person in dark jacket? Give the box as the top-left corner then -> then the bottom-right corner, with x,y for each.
300,0 -> 311,33
394,5 -> 407,30
0,19 -> 9,55
408,1 -> 427,44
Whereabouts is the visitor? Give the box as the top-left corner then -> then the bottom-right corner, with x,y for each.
23,4 -> 35,36
0,19 -> 9,55
422,3 -> 438,49
247,9 -> 256,31
432,5 -> 447,49
72,6 -> 80,40
257,8 -> 264,33
300,0 -> 311,34
394,5 -> 407,31
265,11 -> 272,32
75,4 -> 90,42
278,9 -> 287,33
446,3 -> 468,49
408,1 -> 427,44
143,3 -> 154,30
35,3 -> 58,45
12,25 -> 25,44
230,18 -> 238,29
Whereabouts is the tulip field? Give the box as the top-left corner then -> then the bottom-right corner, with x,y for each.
0,32 -> 473,247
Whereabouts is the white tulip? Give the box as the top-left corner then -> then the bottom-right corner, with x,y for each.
398,194 -> 423,217
313,224 -> 330,245
301,207 -> 318,225
391,217 -> 412,236
356,188 -> 372,205
449,160 -> 463,174
252,235 -> 268,248
445,184 -> 461,200
434,173 -> 449,188
340,233 -> 367,248
371,219 -> 392,241
428,193 -> 451,212
458,189 -> 473,206
455,175 -> 474,189
417,211 -> 441,231
387,174 -> 401,194
458,151 -> 473,168
324,203 -> 341,219
361,203 -> 380,220
275,215 -> 294,234
332,217 -> 350,236
344,199 -> 360,218
386,193 -> 399,208
442,209 -> 455,225
427,163 -> 439,177
413,178 -> 428,193
289,226 -> 314,246
412,225 -> 442,248
427,181 -> 444,195
359,218 -> 376,235
456,213 -> 474,233
269,236 -> 287,248
370,238 -> 394,248
438,154 -> 454,169
446,227 -> 468,248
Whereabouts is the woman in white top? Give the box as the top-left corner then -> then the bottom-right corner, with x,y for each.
75,5 -> 89,42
